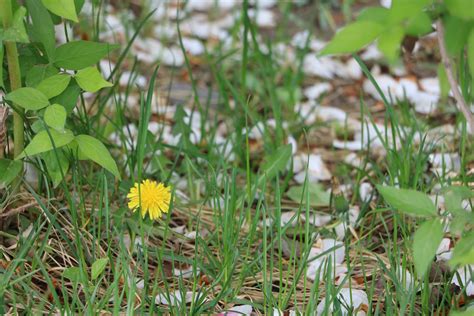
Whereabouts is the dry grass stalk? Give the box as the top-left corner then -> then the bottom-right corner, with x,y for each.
0,106 -> 8,159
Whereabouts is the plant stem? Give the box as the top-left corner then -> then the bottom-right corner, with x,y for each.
0,107 -> 7,159
1,0 -> 24,158
436,20 -> 474,134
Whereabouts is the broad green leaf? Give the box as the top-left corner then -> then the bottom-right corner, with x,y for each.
413,218 -> 444,277
5,87 -> 49,110
445,0 -> 474,20
320,21 -> 384,55
75,67 -> 112,92
74,135 -> 120,178
43,150 -> 69,188
25,64 -> 59,87
287,183 -> 331,207
260,144 -> 292,180
19,50 -> 45,78
2,7 -> 29,43
44,104 -> 67,131
444,16 -> 471,57
91,257 -> 108,280
51,80 -> 81,113
18,129 -> 74,158
378,26 -> 405,63
449,213 -> 469,236
31,120 -> 45,133
63,266 -> 81,282
36,74 -> 71,99
26,0 -> 55,59
53,41 -> 119,70
41,0 -> 78,22
442,185 -> 474,199
444,187 -> 474,233
444,189 -> 465,213
74,0 -> 85,14
357,7 -> 390,24
388,0 -> 431,23
405,11 -> 433,36
450,232 -> 474,267
49,12 -> 62,25
0,159 -> 22,189
450,308 -> 474,316
377,185 -> 437,216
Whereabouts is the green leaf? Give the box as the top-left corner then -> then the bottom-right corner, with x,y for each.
75,67 -> 113,92
260,144 -> 292,180
18,129 -> 74,158
5,87 -> 50,110
43,149 -> 69,188
26,0 -> 56,59
25,64 -> 58,87
449,212 -> 470,236
18,47 -> 46,78
2,7 -> 29,43
444,16 -> 471,57
287,183 -> 331,207
74,135 -> 120,178
41,0 -> 78,22
53,41 -> 119,70
388,0 -> 431,23
413,218 -> 444,277
74,0 -> 85,14
0,159 -> 22,189
444,189 -> 466,213
63,267 -> 81,282
450,232 -> 474,267
450,308 -> 474,316
91,257 -> 108,280
44,104 -> 67,131
404,11 -> 433,36
442,185 -> 474,199
378,26 -> 405,63
51,80 -> 81,113
31,120 -> 45,134
48,12 -> 62,25
36,74 -> 71,99
357,7 -> 390,24
377,185 -> 437,216
445,0 -> 474,20
320,21 -> 384,55
444,187 -> 474,235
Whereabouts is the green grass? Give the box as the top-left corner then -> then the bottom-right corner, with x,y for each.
1,0 -> 473,315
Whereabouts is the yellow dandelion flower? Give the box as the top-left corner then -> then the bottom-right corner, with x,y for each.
127,179 -> 171,220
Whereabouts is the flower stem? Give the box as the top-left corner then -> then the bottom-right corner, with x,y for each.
1,0 -> 24,159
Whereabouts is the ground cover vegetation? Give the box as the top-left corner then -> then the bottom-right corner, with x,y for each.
0,0 -> 473,314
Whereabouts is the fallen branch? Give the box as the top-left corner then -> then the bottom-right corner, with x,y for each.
436,20 -> 474,134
